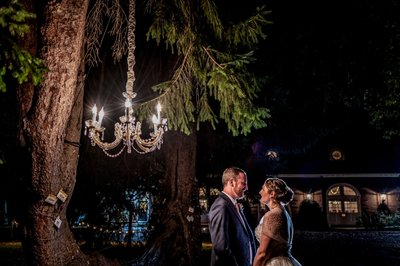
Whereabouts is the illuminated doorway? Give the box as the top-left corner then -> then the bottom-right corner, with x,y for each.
327,183 -> 360,226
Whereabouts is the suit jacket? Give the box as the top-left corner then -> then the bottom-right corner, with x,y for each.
208,193 -> 256,266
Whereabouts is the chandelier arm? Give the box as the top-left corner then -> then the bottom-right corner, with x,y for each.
133,132 -> 164,151
133,122 -> 164,146
133,142 -> 156,153
88,123 -> 124,151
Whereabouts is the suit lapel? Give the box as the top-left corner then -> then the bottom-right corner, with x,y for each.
220,193 -> 251,233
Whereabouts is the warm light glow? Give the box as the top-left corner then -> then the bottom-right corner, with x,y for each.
157,102 -> 161,122
125,99 -> 132,108
266,150 -> 278,160
152,114 -> 160,133
92,104 -> 97,121
380,193 -> 387,201
152,114 -> 159,125
98,107 -> 104,127
157,102 -> 161,113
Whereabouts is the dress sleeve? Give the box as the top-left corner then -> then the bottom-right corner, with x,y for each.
262,209 -> 287,243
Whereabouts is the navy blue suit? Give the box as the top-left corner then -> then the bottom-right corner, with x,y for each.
209,193 -> 256,266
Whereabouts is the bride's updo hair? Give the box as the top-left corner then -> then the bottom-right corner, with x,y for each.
264,177 -> 294,205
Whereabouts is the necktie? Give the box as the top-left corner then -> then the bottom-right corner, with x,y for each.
235,202 -> 241,213
235,202 -> 245,225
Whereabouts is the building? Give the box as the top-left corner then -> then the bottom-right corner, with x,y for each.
280,173 -> 400,228
275,144 -> 400,228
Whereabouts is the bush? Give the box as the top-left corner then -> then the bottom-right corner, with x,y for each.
357,211 -> 400,229
295,200 -> 325,230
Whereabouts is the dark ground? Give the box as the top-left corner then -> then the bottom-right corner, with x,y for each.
292,229 -> 400,266
1,230 -> 400,265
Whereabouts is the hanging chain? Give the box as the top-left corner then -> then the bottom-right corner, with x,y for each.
125,0 -> 136,98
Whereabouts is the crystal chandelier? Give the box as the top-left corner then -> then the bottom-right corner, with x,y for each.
84,0 -> 167,157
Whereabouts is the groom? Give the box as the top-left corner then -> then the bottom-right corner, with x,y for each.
208,167 -> 256,266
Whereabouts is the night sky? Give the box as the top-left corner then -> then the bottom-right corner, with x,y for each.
238,0 -> 400,177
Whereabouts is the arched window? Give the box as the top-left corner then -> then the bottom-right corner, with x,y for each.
327,184 -> 359,213
327,184 -> 360,226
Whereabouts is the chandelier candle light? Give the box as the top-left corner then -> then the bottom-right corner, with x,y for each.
84,0 -> 167,157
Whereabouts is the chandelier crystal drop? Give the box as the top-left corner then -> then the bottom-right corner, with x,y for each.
84,0 -> 167,157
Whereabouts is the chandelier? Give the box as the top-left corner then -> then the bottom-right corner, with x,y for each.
84,0 -> 167,157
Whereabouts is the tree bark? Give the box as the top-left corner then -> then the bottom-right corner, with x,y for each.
20,1 -> 88,264
136,129 -> 203,266
15,0 -> 118,265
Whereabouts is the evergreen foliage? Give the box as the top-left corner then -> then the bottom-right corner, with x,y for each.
142,0 -> 272,135
0,0 -> 46,92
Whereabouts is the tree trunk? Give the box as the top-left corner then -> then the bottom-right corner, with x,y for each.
15,1 -> 118,265
137,129 -> 203,266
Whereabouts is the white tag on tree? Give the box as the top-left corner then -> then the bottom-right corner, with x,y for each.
54,216 -> 62,229
57,189 -> 68,202
45,195 -> 57,205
